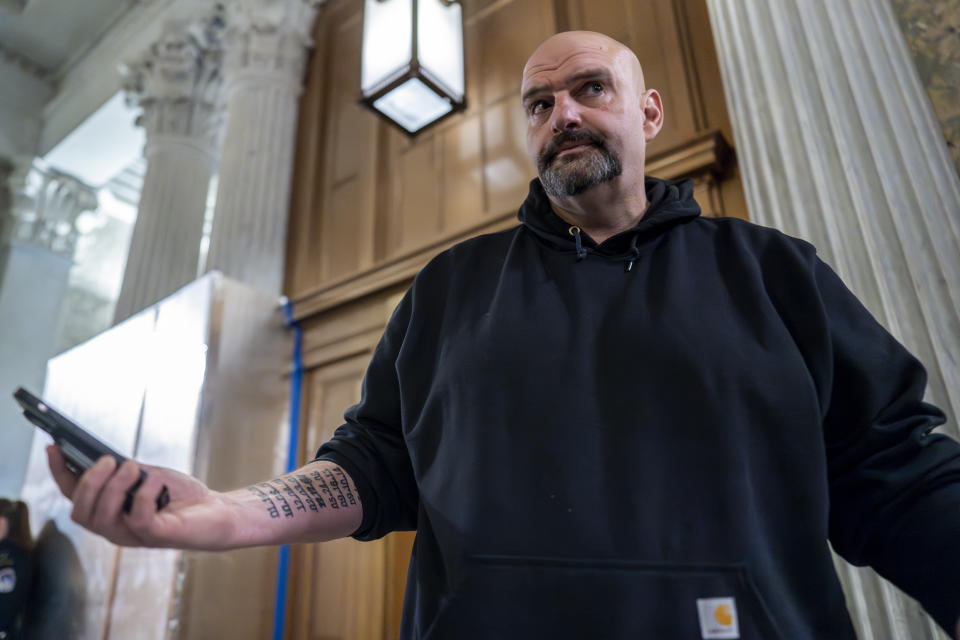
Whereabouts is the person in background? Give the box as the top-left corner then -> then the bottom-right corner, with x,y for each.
0,500 -> 32,640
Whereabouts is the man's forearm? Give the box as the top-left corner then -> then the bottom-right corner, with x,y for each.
224,460 -> 363,548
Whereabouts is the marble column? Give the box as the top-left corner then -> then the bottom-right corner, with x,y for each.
203,0 -> 324,294
0,159 -> 97,496
706,0 -> 960,638
113,15 -> 226,323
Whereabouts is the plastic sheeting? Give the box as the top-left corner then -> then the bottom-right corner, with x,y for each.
18,272 -> 291,639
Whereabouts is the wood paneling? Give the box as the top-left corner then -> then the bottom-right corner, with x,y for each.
319,4 -> 379,284
288,295 -> 414,640
385,133 -> 443,256
474,0 -> 555,107
441,114 -> 485,231
288,356 -> 383,640
481,97 -> 532,217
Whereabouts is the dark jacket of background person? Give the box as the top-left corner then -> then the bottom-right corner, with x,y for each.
0,500 -> 32,640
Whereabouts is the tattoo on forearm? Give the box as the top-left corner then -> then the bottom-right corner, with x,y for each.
248,466 -> 358,520
247,485 -> 281,519
276,478 -> 306,513
294,474 -> 327,509
310,470 -> 339,509
331,468 -> 358,506
260,482 -> 294,518
287,475 -> 319,512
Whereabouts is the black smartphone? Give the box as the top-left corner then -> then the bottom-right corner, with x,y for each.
13,387 -> 170,513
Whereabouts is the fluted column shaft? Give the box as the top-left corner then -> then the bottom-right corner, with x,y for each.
114,140 -> 215,322
113,15 -> 225,323
706,0 -> 960,638
204,0 -> 324,294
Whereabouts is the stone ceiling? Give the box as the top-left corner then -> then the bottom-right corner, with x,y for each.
0,0 -> 135,76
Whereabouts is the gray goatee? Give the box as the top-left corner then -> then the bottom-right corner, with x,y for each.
538,131 -> 623,197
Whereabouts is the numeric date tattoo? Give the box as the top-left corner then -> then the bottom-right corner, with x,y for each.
247,465 -> 359,520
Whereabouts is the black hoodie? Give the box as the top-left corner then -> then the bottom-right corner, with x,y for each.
316,177 -> 960,639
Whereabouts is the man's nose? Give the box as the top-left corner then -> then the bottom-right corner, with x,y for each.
550,94 -> 582,132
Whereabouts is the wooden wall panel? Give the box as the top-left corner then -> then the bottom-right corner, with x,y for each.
474,0 -> 555,107
481,98 -> 532,217
285,11 -> 327,297
385,134 -> 443,257
440,114 -> 485,231
289,291 -> 415,640
672,0 -> 749,219
473,0 -> 555,216
290,356 -> 386,640
319,5 -> 378,283
358,0 -> 556,266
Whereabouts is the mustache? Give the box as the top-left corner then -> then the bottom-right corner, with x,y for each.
538,130 -> 607,167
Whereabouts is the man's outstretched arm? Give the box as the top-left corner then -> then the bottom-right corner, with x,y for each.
46,445 -> 362,551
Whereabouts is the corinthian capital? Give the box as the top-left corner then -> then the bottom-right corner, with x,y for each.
122,9 -> 227,157
220,0 -> 326,92
5,159 -> 98,257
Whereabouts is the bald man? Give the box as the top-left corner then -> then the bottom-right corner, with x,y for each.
522,31 -> 662,243
48,31 -> 960,639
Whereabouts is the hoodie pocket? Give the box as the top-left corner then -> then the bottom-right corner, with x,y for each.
423,555 -> 781,640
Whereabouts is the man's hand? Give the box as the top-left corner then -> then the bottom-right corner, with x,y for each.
47,445 -> 237,550
46,445 -> 363,550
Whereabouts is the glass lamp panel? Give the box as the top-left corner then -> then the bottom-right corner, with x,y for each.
361,0 -> 413,95
373,78 -> 454,133
417,0 -> 464,100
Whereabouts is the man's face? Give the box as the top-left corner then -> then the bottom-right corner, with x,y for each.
521,33 -> 657,199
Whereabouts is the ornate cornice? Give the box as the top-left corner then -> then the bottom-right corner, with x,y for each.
5,159 -> 98,257
219,0 -> 326,93
120,7 -> 227,158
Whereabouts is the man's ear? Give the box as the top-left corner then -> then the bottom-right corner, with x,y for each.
641,89 -> 664,142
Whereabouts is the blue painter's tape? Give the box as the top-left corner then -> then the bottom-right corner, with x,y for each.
274,298 -> 303,640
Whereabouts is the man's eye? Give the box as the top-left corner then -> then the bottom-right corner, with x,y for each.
585,82 -> 604,94
530,100 -> 550,115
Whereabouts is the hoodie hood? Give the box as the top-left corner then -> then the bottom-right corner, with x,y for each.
517,176 -> 701,268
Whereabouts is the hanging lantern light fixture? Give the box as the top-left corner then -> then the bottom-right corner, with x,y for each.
360,0 -> 466,135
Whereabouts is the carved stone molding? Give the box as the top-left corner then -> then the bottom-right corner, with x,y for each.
219,0 -> 326,94
121,8 -> 227,162
4,159 -> 98,257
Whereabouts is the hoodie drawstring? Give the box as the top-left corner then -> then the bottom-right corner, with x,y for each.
568,225 -> 641,271
568,226 -> 588,261
625,234 -> 640,272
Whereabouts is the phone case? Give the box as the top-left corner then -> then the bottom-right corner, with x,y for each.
13,387 -> 170,512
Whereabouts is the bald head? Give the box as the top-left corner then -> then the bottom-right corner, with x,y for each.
519,30 -> 664,212
522,31 -> 646,100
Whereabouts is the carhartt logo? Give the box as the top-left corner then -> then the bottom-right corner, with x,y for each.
696,597 -> 739,639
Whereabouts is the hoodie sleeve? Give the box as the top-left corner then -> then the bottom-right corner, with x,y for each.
805,256 -> 960,634
313,288 -> 419,541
